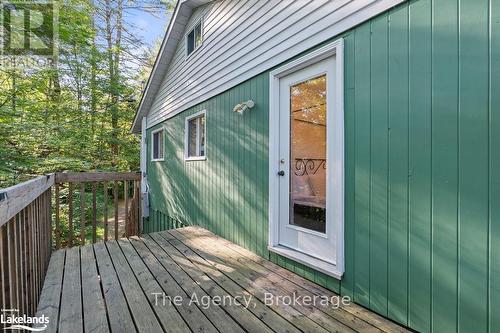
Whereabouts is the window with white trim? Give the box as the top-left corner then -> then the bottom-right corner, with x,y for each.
185,110 -> 206,160
151,128 -> 164,161
186,21 -> 202,56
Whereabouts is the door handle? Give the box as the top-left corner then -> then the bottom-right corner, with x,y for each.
277,170 -> 285,176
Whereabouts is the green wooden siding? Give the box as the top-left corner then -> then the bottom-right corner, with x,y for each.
146,72 -> 270,260
492,2 -> 500,333
146,1 -> 499,332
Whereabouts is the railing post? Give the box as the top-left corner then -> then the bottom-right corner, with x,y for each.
0,175 -> 53,316
135,180 -> 140,235
68,183 -> 74,247
21,208 -> 28,315
92,182 -> 97,244
80,183 -> 85,245
55,183 -> 60,249
34,197 -> 40,306
26,201 -> 34,315
103,181 -> 108,241
17,214 -> 24,313
114,181 -> 119,240
125,181 -> 129,237
46,188 -> 52,266
138,180 -> 142,233
7,218 -> 18,310
0,225 -> 9,309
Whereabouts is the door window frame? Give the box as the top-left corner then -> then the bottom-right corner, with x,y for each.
268,39 -> 345,279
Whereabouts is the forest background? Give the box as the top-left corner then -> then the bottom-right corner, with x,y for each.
0,0 -> 173,187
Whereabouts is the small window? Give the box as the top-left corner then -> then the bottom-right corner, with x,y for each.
185,110 -> 206,160
187,21 -> 203,56
151,128 -> 164,161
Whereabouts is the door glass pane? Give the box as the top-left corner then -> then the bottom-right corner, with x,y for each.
187,30 -> 195,55
194,23 -> 203,48
188,118 -> 197,157
289,75 -> 327,233
199,116 -> 205,156
153,132 -> 159,159
153,131 -> 163,159
158,131 -> 164,159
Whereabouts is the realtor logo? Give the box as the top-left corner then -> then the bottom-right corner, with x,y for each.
1,309 -> 49,331
0,0 -> 57,58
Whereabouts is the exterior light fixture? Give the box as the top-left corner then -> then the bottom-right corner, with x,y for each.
233,100 -> 255,114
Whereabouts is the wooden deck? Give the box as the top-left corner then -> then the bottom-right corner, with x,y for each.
36,227 -> 410,333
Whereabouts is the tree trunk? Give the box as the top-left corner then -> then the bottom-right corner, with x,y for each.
104,0 -> 121,167
90,0 -> 97,138
11,73 -> 16,113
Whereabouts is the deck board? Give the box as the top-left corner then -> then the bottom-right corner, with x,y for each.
119,238 -> 191,333
94,242 -> 136,332
58,247 -> 83,332
135,235 -> 243,333
181,227 -> 409,333
37,227 -> 412,333
34,249 -> 65,332
81,245 -> 108,333
174,228 -> 385,333
166,230 -> 350,333
161,231 -> 329,333
146,233 -> 274,333
105,240 -> 164,332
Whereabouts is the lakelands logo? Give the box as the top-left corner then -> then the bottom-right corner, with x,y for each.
1,309 -> 49,331
0,0 -> 58,68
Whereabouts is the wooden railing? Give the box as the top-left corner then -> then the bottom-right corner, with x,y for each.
0,175 -> 54,318
53,172 -> 141,249
0,172 -> 141,316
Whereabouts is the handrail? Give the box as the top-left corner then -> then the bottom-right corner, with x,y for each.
0,173 -> 142,227
53,172 -> 142,248
55,172 -> 141,183
0,174 -> 55,226
0,172 -> 142,319
0,186 -> 52,319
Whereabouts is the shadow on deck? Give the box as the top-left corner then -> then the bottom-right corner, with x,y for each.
35,226 -> 410,333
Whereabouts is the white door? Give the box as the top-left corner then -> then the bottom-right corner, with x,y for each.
276,56 -> 342,266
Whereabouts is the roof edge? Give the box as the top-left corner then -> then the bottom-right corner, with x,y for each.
131,0 -> 206,134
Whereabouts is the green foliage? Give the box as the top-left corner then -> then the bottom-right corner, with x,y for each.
0,0 -> 168,187
55,185 -> 106,247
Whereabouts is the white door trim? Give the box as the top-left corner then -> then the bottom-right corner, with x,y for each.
268,38 -> 344,279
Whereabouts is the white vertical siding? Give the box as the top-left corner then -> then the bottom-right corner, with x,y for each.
146,0 -> 404,129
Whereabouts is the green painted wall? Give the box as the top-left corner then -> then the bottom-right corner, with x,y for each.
146,1 -> 500,332
146,71 -> 270,259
